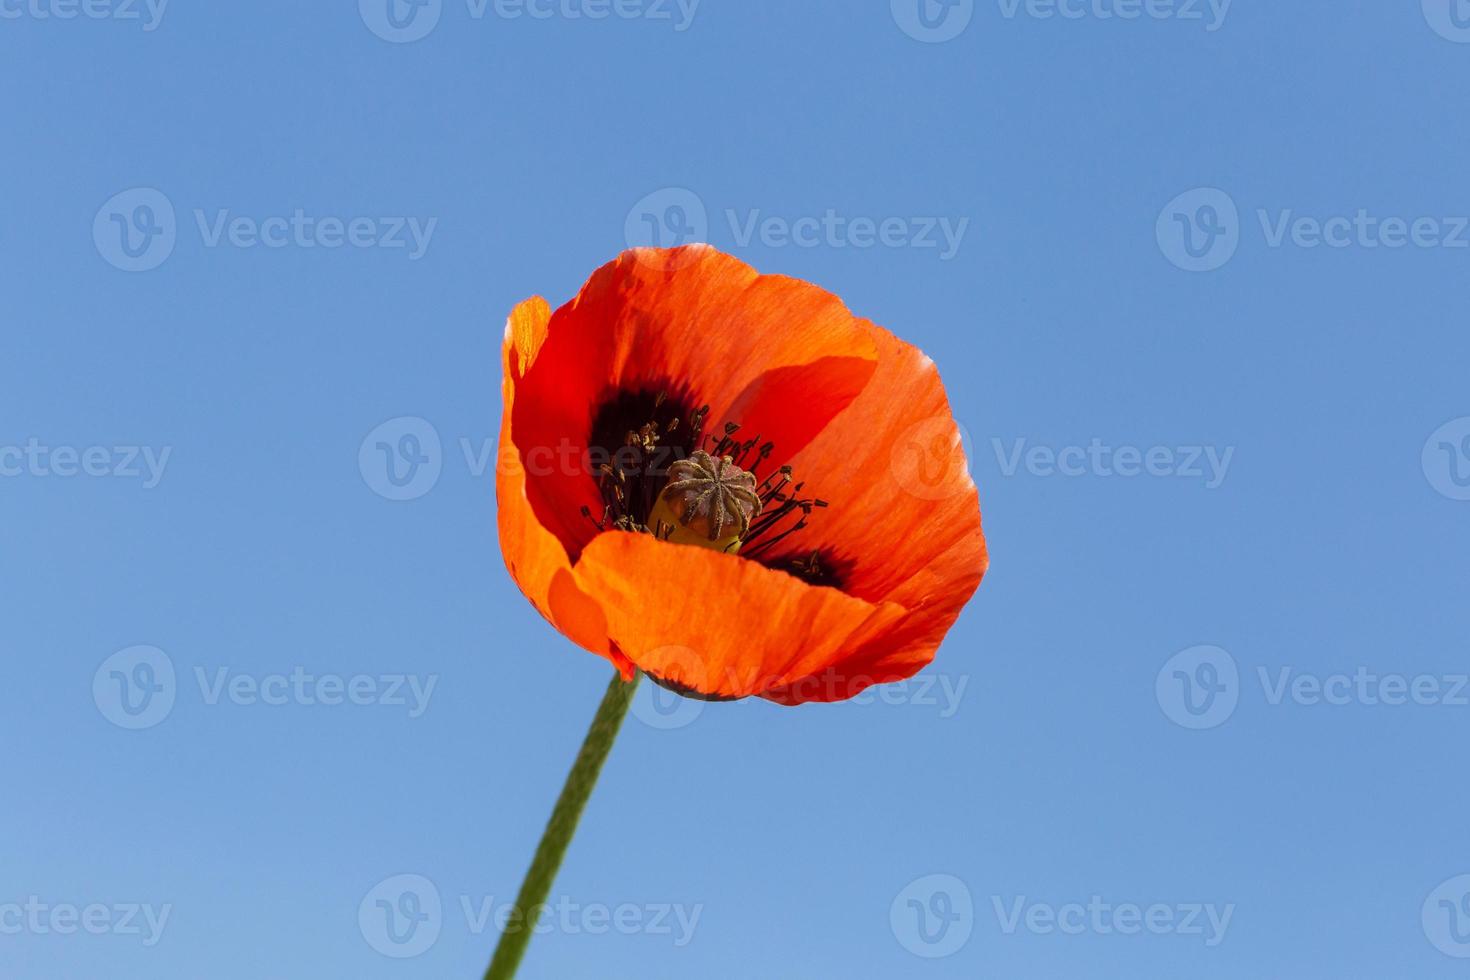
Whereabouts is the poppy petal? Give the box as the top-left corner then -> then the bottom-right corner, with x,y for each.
755,321 -> 988,702
498,296 -> 632,677
569,530 -> 909,700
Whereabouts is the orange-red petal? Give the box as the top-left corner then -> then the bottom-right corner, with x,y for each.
498,296 -> 632,677
569,531 -> 909,699
756,321 -> 988,702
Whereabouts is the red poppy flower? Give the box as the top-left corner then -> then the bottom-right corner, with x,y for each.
497,245 -> 986,704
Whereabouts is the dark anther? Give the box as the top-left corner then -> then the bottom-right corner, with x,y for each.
754,548 -> 849,589
588,384 -> 702,531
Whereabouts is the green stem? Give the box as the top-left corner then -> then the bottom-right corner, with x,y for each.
483,670 -> 640,980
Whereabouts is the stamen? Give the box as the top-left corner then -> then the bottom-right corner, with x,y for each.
590,392 -> 708,533
584,385 -> 826,569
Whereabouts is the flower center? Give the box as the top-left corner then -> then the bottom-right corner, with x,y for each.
648,450 -> 761,553
580,388 -> 829,565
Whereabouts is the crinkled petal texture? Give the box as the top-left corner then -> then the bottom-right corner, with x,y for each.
497,245 -> 986,703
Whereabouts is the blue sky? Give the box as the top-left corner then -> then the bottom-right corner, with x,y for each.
4,2 -> 1470,978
